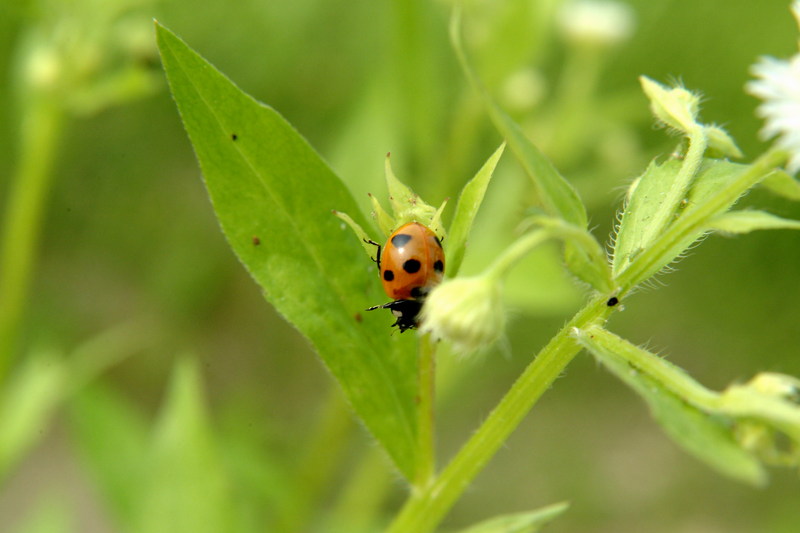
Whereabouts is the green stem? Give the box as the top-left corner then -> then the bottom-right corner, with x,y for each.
485,229 -> 549,282
0,96 -> 64,380
386,295 -> 612,533
617,147 -> 788,291
578,325 -> 720,407
414,333 -> 437,489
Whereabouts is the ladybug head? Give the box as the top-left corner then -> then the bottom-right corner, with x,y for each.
366,299 -> 423,333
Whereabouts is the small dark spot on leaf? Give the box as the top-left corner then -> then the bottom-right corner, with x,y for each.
354,312 -> 363,323
231,133 -> 238,141
252,236 -> 261,246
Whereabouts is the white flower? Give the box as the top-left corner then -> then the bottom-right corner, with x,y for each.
748,56 -> 800,173
419,275 -> 505,356
746,1 -> 800,174
557,0 -> 635,47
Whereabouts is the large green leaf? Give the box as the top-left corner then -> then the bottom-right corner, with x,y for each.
156,24 -> 418,478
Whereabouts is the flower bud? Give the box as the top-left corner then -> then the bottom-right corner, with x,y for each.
640,76 -> 701,134
419,275 -> 505,356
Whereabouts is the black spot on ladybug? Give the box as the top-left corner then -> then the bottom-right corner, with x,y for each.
410,286 -> 425,298
383,270 -> 395,281
231,133 -> 238,141
433,260 -> 444,272
607,296 -> 619,307
391,233 -> 413,247
403,259 -> 421,274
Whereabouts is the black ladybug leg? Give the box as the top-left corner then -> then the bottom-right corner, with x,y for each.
364,239 -> 382,270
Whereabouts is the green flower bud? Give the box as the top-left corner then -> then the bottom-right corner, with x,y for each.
639,76 -> 701,134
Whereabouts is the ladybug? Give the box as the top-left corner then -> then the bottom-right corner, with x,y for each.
366,222 -> 445,332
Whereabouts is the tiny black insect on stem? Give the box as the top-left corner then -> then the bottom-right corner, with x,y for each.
606,296 -> 619,307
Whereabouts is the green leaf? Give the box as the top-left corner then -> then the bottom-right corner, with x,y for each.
709,210 -> 800,234
450,9 -> 587,228
135,358 -> 234,533
156,24 -> 418,478
705,125 -> 743,159
760,169 -> 800,201
69,384 -> 149,527
613,158 -> 746,282
447,143 -> 505,277
575,326 -> 766,486
0,350 -> 65,479
455,502 -> 569,533
613,159 -> 678,276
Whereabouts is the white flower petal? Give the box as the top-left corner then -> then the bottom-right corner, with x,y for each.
747,45 -> 800,173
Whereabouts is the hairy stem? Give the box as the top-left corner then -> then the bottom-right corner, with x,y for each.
617,147 -> 788,291
386,295 -> 612,533
414,333 -> 437,489
484,229 -> 549,282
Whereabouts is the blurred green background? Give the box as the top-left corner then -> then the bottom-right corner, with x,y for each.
1,0 -> 799,532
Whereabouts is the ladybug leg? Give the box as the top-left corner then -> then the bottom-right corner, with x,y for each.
364,239 -> 381,270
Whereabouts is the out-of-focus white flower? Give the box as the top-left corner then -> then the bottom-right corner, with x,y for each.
419,275 -> 505,356
557,0 -> 635,47
746,1 -> 800,174
747,55 -> 800,173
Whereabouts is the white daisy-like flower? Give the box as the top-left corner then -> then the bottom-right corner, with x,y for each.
746,1 -> 800,174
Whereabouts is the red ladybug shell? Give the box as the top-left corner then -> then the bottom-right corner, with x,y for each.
380,222 -> 445,300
